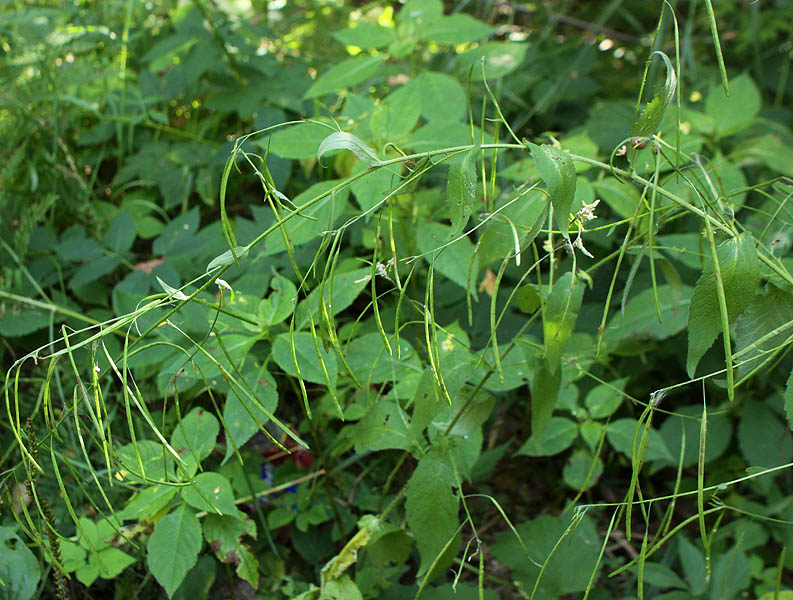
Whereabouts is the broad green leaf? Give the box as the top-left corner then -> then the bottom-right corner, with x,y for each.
119,484 -> 178,521
153,208 -> 199,256
370,84 -> 422,142
606,418 -> 674,463
105,210 -> 136,253
733,288 -> 793,377
181,472 -> 239,516
677,536 -> 707,595
147,504 -> 203,598
786,367 -> 793,431
446,145 -> 478,237
170,407 -> 220,468
271,331 -> 338,386
317,132 -> 381,167
0,302 -> 52,337
345,333 -> 421,384
408,120 -> 492,154
516,417 -> 577,456
405,449 -> 460,576
562,449 -> 603,491
659,405 -> 732,468
304,56 -> 385,99
477,189 -> 549,267
320,576 -> 363,600
456,42 -> 528,81
265,121 -> 334,160
416,221 -> 479,294
223,366 -> 278,463
171,555 -> 216,600
592,178 -> 640,221
686,234 -> 759,377
602,285 -> 691,348
631,51 -> 676,138
206,246 -> 249,272
115,440 -> 174,483
332,24 -> 395,49
410,72 -> 467,123
530,360 -> 562,438
709,548 -> 750,600
71,255 -> 122,288
584,378 -> 628,419
738,400 -> 793,467
529,143 -> 576,239
349,162 -> 398,212
0,526 -> 40,600
86,547 -> 136,581
732,133 -> 793,177
294,267 -> 371,330
491,514 -> 601,598
203,514 -> 258,587
630,562 -> 687,590
705,73 -> 761,137
543,272 -> 584,366
350,396 -> 413,453
399,0 -> 443,26
430,389 -> 496,437
421,14 -> 495,45
259,273 -> 297,327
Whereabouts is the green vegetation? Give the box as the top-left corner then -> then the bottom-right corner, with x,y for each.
2,1 -> 793,598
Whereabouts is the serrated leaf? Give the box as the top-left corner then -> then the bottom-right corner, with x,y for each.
404,449 -> 460,576
317,131 -> 381,167
147,504 -> 202,598
529,143 -> 576,239
686,234 -> 759,377
206,246 -> 249,272
203,514 -> 258,586
447,145 -> 478,237
631,51 -> 676,138
170,407 -> 219,468
304,55 -> 385,99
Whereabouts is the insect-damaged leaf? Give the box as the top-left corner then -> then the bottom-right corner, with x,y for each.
686,234 -> 759,377
528,142 -> 576,239
446,145 -> 479,237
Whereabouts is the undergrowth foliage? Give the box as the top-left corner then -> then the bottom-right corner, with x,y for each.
2,1 -> 793,599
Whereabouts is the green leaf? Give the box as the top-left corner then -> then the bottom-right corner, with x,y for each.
543,272 -> 584,365
350,396 -> 413,453
321,514 -> 381,584
491,513 -> 601,598
516,417 -> 577,456
181,472 -> 239,516
659,405 -> 732,468
259,273 -> 298,327
705,73 -> 761,137
105,210 -> 136,253
416,221 -> 479,295
206,246 -> 249,272
332,24 -> 395,49
733,288 -> 793,378
0,526 -> 40,600
631,51 -> 677,138
317,132 -> 381,167
529,143 -> 577,239
785,367 -> 793,431
265,121 -> 334,160
405,449 -> 460,577
294,267 -> 371,330
602,285 -> 692,349
345,333 -> 421,384
592,178 -> 640,221
421,14 -> 495,45
147,504 -> 203,598
223,366 -> 278,463
203,514 -> 258,587
370,84 -> 422,142
115,440 -> 174,483
446,145 -> 478,237
304,56 -> 385,99
584,378 -> 628,419
456,42 -> 528,81
677,536 -> 707,595
271,331 -> 338,386
686,234 -> 760,377
411,72 -> 467,123
562,449 -> 603,491
738,399 -> 793,467
0,302 -> 52,337
170,407 -> 220,468
530,360 -> 562,438
71,255 -> 122,288
606,418 -> 674,463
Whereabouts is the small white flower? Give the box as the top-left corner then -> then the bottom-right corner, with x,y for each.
574,234 -> 594,258
216,278 -> 232,291
576,199 -> 600,222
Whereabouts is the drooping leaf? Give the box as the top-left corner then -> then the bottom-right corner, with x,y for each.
631,51 -> 677,138
304,56 -> 385,99
529,143 -> 577,239
687,234 -> 759,377
147,504 -> 203,598
317,132 -> 381,167
405,449 -> 460,577
447,145 -> 478,237
543,271 -> 584,365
